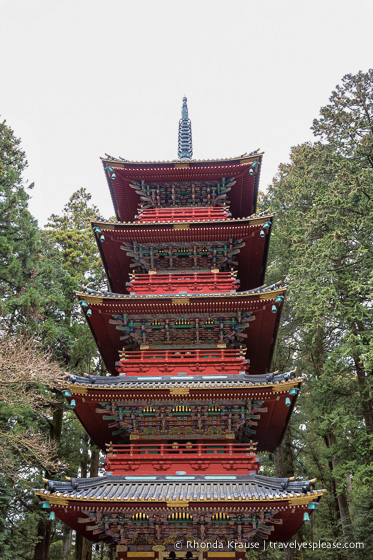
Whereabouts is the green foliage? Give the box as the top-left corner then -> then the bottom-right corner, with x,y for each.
0,118 -> 104,558
45,187 -> 104,290
0,477 -> 45,560
312,69 -> 373,163
43,188 -> 106,371
0,119 -> 39,327
260,69 -> 373,556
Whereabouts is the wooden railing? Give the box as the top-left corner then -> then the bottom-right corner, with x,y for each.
127,272 -> 237,295
119,348 -> 245,363
137,206 -> 229,223
106,442 -> 256,458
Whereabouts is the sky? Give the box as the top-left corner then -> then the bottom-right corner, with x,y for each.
1,0 -> 372,226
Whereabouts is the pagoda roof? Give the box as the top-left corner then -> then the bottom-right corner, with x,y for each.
35,472 -> 325,546
66,369 -> 297,389
60,370 -> 302,451
37,472 -> 324,505
92,213 -> 273,292
76,284 -> 287,375
101,153 -> 263,222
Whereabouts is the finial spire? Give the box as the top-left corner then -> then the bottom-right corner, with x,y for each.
178,97 -> 193,160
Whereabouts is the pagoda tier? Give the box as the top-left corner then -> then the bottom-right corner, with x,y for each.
76,284 -> 286,375
61,369 -> 301,451
102,153 -> 263,222
126,272 -> 238,296
104,442 -> 260,476
36,473 -> 325,553
92,214 -> 272,293
115,349 -> 247,376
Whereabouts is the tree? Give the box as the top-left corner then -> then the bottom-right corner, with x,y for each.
312,69 -> 373,164
0,334 -> 63,559
262,69 -> 373,556
36,189 -> 107,560
0,335 -> 63,476
0,124 -> 104,559
45,187 -> 104,291
0,119 -> 39,330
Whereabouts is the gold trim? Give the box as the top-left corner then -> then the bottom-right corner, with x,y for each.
240,156 -> 261,165
173,223 -> 190,229
160,554 -> 203,560
288,491 -> 325,506
49,496 -> 69,506
259,289 -> 286,300
69,386 -> 88,395
169,388 -> 190,395
174,162 -> 190,168
272,381 -> 302,393
127,554 -> 155,558
78,295 -> 103,304
97,224 -> 116,231
166,500 -> 189,507
208,554 -> 236,558
172,297 -> 189,304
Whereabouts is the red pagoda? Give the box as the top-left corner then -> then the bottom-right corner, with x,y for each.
35,98 -> 325,559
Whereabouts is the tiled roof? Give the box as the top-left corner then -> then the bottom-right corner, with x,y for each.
66,370 -> 300,390
101,151 -> 263,166
77,282 -> 287,301
38,473 -> 322,503
91,210 -> 272,227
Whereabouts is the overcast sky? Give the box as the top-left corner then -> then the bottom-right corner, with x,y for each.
1,0 -> 372,225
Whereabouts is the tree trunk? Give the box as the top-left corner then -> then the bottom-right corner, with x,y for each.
75,533 -> 83,560
75,440 -> 99,560
275,428 -> 296,559
33,404 -> 64,560
33,520 -> 51,560
284,428 -> 295,475
344,307 -> 372,434
274,445 -> 285,477
82,538 -> 93,560
62,526 -> 73,558
76,433 -> 91,560
353,355 -> 373,435
324,433 -> 355,543
75,533 -> 93,560
81,433 -> 89,477
90,446 -> 100,477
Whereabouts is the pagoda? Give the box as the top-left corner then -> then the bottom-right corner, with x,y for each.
35,98 -> 325,559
